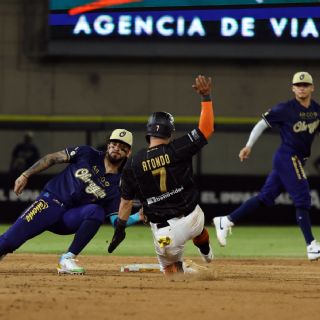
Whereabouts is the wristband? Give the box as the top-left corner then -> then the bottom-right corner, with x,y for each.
201,94 -> 211,102
21,173 -> 29,179
117,218 -> 127,229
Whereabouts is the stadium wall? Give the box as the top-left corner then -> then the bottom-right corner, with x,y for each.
1,0 -> 320,175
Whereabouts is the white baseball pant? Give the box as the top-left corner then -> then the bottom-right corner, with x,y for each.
149,204 -> 205,270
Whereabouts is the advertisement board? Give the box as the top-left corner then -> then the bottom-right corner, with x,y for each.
48,0 -> 320,58
1,173 -> 320,224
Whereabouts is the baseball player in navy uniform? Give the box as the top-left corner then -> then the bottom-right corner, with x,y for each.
108,75 -> 214,274
214,71 -> 320,261
0,129 -> 141,274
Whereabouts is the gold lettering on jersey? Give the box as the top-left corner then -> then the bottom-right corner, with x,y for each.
293,120 -> 320,134
93,166 -> 99,174
141,154 -> 171,171
23,200 -> 49,222
75,168 -> 106,199
100,176 -> 110,187
299,112 -> 318,119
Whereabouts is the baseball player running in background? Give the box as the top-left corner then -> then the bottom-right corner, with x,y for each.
108,75 -> 214,274
0,129 -> 142,274
214,71 -> 320,261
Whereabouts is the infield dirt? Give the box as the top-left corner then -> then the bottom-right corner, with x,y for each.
0,254 -> 319,320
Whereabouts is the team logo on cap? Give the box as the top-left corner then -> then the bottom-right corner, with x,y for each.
119,131 -> 127,137
300,74 -> 305,80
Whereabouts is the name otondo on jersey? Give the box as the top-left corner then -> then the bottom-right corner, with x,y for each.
75,168 -> 106,198
22,200 -> 49,223
142,154 -> 170,172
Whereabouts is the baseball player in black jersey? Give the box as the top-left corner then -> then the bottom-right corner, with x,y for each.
108,75 -> 214,274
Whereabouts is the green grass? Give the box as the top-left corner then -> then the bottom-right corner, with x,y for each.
1,224 -> 318,258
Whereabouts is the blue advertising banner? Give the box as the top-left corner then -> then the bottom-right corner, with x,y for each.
47,1 -> 320,58
50,1 -> 320,11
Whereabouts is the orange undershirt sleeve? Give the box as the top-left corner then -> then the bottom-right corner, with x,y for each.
198,100 -> 214,139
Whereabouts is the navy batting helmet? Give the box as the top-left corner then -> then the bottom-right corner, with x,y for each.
146,111 -> 175,142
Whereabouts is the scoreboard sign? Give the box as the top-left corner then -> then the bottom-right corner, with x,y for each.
48,1 -> 320,58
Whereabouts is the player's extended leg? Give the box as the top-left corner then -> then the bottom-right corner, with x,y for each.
48,204 -> 105,274
277,153 -> 320,260
150,205 -> 205,275
192,228 -> 213,262
0,196 -> 66,258
213,169 -> 283,246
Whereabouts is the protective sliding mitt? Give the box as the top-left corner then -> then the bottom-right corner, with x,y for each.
108,218 -> 126,253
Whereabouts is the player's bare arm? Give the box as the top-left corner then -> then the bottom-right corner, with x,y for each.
14,150 -> 69,195
118,198 -> 133,221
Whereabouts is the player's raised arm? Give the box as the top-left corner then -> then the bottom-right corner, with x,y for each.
14,150 -> 69,195
192,75 -> 214,139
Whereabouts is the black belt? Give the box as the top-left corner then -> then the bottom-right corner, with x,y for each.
156,221 -> 170,229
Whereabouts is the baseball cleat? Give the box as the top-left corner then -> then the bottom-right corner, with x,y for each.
183,259 -> 208,274
57,257 -> 85,275
198,244 -> 213,263
213,216 -> 234,247
307,240 -> 320,261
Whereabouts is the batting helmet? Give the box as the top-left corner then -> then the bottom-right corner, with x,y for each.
146,112 -> 175,142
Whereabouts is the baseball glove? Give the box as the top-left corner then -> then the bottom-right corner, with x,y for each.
108,218 -> 126,253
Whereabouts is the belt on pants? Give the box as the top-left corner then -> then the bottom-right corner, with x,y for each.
42,192 -> 65,208
156,221 -> 170,229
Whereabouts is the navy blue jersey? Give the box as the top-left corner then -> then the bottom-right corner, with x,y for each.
43,146 -> 121,212
121,129 -> 207,223
262,99 -> 320,159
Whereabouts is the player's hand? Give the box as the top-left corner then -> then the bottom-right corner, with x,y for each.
108,218 -> 126,253
192,75 -> 212,96
239,146 -> 251,162
14,174 -> 28,195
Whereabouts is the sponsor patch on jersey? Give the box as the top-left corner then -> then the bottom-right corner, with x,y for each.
192,129 -> 200,139
146,186 -> 184,205
67,146 -> 79,159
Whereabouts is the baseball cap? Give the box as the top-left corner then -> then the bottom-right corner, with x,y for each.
109,129 -> 133,148
292,71 -> 313,85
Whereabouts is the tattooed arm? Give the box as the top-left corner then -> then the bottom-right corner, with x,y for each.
14,150 -> 69,195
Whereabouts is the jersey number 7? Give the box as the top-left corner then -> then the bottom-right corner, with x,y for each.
152,167 -> 167,193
